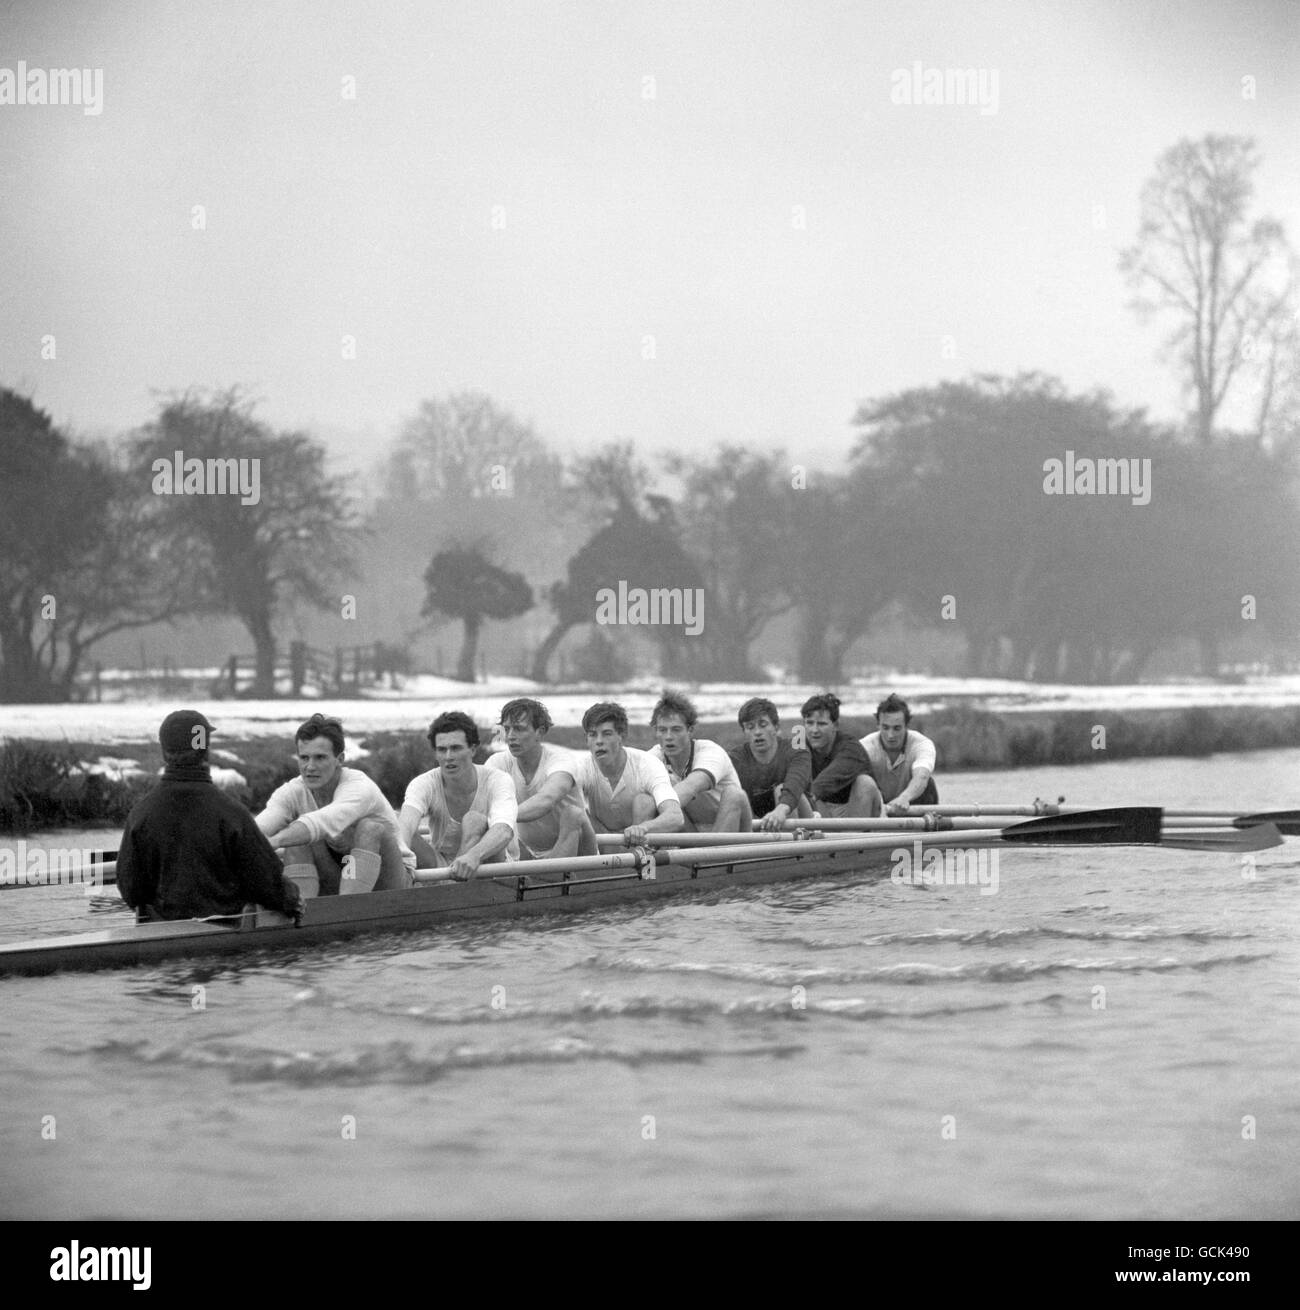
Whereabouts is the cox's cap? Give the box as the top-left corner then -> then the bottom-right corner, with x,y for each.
159,709 -> 216,753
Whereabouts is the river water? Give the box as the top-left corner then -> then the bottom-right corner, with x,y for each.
1,749 -> 1297,1219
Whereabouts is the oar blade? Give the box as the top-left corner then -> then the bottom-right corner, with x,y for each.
1162,823 -> 1284,852
1233,810 -> 1300,836
1000,807 -> 1164,845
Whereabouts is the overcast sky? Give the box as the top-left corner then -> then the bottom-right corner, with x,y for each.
2,0 -> 1297,475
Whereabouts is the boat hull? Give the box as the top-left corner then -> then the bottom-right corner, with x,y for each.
0,845 -> 895,976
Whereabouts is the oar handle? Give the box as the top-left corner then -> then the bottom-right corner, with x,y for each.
750,816 -> 1013,832
598,831 -> 794,848
412,849 -> 654,883
911,803 -> 1066,817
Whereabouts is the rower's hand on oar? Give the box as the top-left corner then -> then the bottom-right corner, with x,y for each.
623,824 -> 650,845
449,852 -> 482,881
886,799 -> 911,816
760,804 -> 791,832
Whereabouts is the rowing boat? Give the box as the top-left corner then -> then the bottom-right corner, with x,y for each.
0,838 -> 899,976
0,805 -> 1286,977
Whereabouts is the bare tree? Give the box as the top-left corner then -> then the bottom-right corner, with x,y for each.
384,391 -> 563,501
1120,135 -> 1295,443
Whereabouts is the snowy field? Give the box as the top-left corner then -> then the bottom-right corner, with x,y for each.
4,674 -> 1300,745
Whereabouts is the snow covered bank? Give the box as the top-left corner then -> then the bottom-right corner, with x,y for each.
5,675 -> 1300,745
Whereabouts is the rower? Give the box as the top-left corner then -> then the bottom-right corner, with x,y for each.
648,690 -> 751,832
399,710 -> 519,880
257,713 -> 414,896
117,709 -> 301,922
727,697 -> 813,832
572,701 -> 683,843
860,693 -> 939,814
487,697 -> 598,859
800,693 -> 882,818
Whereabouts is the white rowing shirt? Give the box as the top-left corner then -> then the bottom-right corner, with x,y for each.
486,744 -> 588,824
258,768 -> 415,868
859,730 -> 937,803
649,738 -> 741,806
401,765 -> 519,863
571,747 -> 677,831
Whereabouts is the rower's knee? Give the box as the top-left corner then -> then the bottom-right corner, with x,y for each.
543,808 -> 590,859
574,815 -> 598,856
350,817 -> 387,851
851,774 -> 883,817
682,792 -> 720,830
631,794 -> 657,825
338,818 -> 409,890
714,789 -> 749,833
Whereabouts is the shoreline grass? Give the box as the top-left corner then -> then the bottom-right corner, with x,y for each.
2,703 -> 1297,835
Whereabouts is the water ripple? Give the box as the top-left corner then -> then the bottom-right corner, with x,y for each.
758,924 -> 1259,949
580,951 -> 1275,986
64,1035 -> 808,1085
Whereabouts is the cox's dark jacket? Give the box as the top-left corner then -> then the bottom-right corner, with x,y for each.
117,763 -> 297,920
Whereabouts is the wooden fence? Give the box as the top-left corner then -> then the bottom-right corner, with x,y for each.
207,641 -> 412,697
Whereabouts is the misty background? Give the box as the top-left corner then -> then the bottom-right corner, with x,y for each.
2,0 -> 1298,697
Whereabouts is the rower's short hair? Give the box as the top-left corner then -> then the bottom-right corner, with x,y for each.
499,698 -> 552,733
876,693 -> 911,723
737,697 -> 779,728
582,701 -> 628,736
801,692 -> 841,722
428,710 -> 480,749
651,689 -> 697,729
296,713 -> 345,756
162,745 -> 208,768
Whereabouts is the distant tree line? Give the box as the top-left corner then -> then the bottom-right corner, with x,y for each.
2,134 -> 1298,701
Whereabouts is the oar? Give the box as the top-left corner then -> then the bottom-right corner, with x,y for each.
426,809 -> 1281,882
1001,807 -> 1284,852
598,818 -> 1016,849
595,817 -> 1013,849
758,815 -> 1014,832
1161,809 -> 1300,836
413,849 -> 660,882
910,803 -> 1067,818
0,854 -> 118,889
414,832 -> 1005,882
600,831 -> 807,849
741,807 -> 1280,853
1157,825 -> 1284,852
